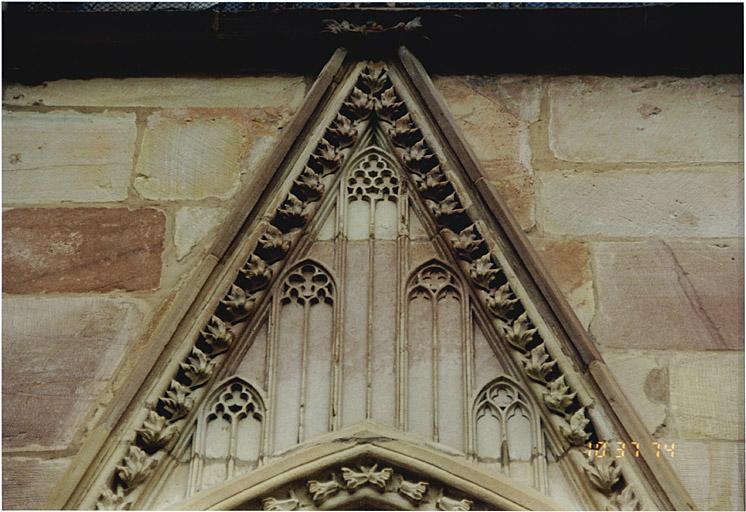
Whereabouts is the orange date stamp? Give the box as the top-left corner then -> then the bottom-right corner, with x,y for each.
584,441 -> 676,459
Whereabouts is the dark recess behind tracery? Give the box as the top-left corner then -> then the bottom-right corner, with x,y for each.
2,3 -> 742,82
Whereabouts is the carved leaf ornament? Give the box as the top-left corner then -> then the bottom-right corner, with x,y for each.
93,62 -> 644,510
262,463 -> 475,510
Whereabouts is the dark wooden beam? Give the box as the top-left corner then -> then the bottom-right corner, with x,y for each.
3,4 -> 743,82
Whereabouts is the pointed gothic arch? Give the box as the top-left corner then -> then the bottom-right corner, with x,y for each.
49,48 -> 695,512
191,377 -> 267,494
171,424 -> 562,511
268,259 -> 338,453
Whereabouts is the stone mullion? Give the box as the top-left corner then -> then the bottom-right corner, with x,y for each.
395,185 -> 409,431
462,292 -> 474,456
336,172 -> 349,427
186,427 -> 201,498
298,300 -> 311,444
332,189 -> 345,432
227,414 -> 239,480
261,309 -> 273,462
431,290 -> 439,443
265,293 -> 281,455
366,197 -> 376,419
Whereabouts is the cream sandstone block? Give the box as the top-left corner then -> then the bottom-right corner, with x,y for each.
549,75 -> 743,162
538,169 -> 742,238
2,110 -> 136,204
668,352 -> 744,440
3,76 -> 306,109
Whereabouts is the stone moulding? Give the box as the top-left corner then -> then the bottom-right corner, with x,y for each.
171,425 -> 561,511
51,47 -> 695,512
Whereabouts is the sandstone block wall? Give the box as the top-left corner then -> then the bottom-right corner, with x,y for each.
3,73 -> 743,510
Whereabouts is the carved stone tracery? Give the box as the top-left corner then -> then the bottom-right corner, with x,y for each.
93,62 -> 645,511
280,262 -> 334,306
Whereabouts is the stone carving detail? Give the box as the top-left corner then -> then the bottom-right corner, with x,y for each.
135,411 -> 179,452
95,62 -> 640,509
398,479 -> 429,502
408,262 -> 460,301
522,344 -> 557,384
278,193 -> 314,229
468,253 -> 502,290
607,485 -> 642,511
442,225 -> 484,261
258,461 -> 480,510
437,496 -> 474,511
159,380 -> 194,421
95,487 -> 131,511
484,283 -> 519,320
543,375 -> 577,415
322,17 -> 423,35
262,496 -> 300,511
307,478 -> 341,503
187,378 -> 265,495
241,254 -> 273,291
280,261 -> 334,306
200,315 -> 234,355
585,453 -> 623,494
294,166 -> 326,202
474,377 -> 534,466
207,379 -> 264,425
585,453 -> 642,511
559,407 -> 592,446
180,348 -> 216,388
500,312 -> 536,352
341,464 -> 393,490
115,445 -> 156,490
347,154 -> 400,202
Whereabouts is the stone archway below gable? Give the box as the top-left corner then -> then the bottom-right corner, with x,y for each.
168,423 -> 562,511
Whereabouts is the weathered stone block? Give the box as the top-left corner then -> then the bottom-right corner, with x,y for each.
2,110 -> 135,204
549,75 -> 743,162
2,456 -> 72,509
537,169 -> 742,237
483,161 -> 535,232
663,439 -> 744,510
601,348 -> 668,435
591,240 -> 743,350
3,76 -> 307,109
434,75 -> 540,164
3,208 -> 165,293
531,238 -> 594,327
174,206 -> 228,260
668,352 -> 744,440
2,296 -> 147,450
134,109 -> 292,200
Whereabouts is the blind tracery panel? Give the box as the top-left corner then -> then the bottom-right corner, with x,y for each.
406,260 -> 467,451
270,261 -> 336,453
188,377 -> 265,494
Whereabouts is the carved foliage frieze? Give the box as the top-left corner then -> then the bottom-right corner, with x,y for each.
257,461 -> 479,511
